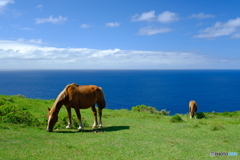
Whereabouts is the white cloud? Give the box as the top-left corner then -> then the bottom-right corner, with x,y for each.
35,15 -> 67,24
105,22 -> 120,27
137,26 -> 172,35
17,38 -> 44,44
157,11 -> 179,23
0,40 -> 212,69
0,0 -> 14,14
0,0 -> 14,8
132,10 -> 179,23
131,10 -> 156,22
36,5 -> 43,9
189,12 -> 215,19
80,24 -> 91,28
195,17 -> 240,38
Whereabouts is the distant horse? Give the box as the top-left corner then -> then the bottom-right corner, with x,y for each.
189,100 -> 198,119
47,83 -> 106,132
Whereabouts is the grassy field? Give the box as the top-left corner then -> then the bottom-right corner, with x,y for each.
0,95 -> 239,160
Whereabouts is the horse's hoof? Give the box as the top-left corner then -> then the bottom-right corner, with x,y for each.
78,126 -> 84,131
92,125 -> 98,128
66,126 -> 72,129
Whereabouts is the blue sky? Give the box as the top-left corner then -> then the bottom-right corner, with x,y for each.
0,0 -> 240,69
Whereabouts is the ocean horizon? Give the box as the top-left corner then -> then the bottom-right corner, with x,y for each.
0,69 -> 239,115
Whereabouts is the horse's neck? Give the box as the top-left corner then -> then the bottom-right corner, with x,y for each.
51,101 -> 64,114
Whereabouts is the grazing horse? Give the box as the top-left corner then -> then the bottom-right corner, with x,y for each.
47,83 -> 106,132
189,100 -> 198,119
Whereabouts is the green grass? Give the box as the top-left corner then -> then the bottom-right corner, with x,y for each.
0,95 -> 240,159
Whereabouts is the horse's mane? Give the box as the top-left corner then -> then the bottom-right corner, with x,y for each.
50,83 -> 78,113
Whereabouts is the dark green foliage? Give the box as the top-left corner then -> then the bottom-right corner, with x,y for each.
170,114 -> 183,123
131,105 -> 170,115
196,112 -> 206,119
0,104 -> 40,126
1,97 -> 14,102
0,100 -> 4,106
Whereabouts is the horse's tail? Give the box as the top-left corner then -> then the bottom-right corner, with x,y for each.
98,87 -> 106,109
195,103 -> 198,112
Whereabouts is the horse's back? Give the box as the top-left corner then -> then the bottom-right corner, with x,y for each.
68,84 -> 104,109
189,100 -> 197,111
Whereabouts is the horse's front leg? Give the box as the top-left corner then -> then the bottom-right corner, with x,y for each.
91,105 -> 98,128
74,108 -> 84,131
66,107 -> 72,129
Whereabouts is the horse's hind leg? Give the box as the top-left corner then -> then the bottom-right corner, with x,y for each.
98,108 -> 103,128
74,108 -> 84,131
66,107 -> 72,129
91,105 -> 98,128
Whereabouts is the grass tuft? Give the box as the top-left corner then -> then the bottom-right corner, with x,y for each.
210,125 -> 225,131
170,114 -> 183,123
131,105 -> 170,115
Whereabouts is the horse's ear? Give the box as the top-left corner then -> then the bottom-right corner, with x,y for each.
48,107 -> 51,111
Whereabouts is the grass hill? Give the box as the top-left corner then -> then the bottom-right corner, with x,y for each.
0,95 -> 239,159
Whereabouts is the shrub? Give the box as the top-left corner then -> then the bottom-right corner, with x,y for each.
0,100 -> 4,106
14,94 -> 26,98
131,105 -> 170,115
196,112 -> 206,119
1,98 -> 14,102
159,109 -> 170,115
170,114 -> 183,123
0,104 -> 40,126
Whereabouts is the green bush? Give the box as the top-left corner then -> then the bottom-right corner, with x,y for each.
0,104 -> 40,126
1,97 -> 14,102
14,94 -> 26,98
159,109 -> 171,115
170,114 -> 183,123
196,112 -> 206,119
131,105 -> 170,115
0,100 -> 4,106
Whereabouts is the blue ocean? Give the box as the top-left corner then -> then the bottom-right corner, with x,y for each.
0,70 -> 239,115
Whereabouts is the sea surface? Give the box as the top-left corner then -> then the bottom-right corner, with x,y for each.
0,70 -> 240,115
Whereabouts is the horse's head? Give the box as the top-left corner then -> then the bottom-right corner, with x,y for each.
47,108 -> 58,132
189,110 -> 195,119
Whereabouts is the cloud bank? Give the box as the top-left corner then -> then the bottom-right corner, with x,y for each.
0,40 -> 213,69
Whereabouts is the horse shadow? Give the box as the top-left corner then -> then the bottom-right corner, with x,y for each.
53,126 -> 130,133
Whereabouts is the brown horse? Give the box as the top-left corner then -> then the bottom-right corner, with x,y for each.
47,83 -> 106,132
189,100 -> 198,119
